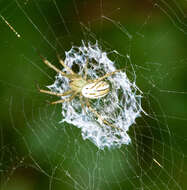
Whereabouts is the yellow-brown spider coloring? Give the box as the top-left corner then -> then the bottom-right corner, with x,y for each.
39,54 -> 121,130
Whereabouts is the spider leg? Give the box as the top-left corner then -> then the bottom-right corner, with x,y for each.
39,88 -> 73,97
57,54 -> 75,75
40,55 -> 69,77
85,98 -> 122,131
51,91 -> 78,104
79,95 -> 86,113
93,70 -> 121,83
84,59 -> 88,80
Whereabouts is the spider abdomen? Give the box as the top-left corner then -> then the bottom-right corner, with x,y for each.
82,81 -> 110,99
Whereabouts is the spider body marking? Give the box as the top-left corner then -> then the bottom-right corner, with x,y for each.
82,81 -> 110,99
58,73 -> 110,99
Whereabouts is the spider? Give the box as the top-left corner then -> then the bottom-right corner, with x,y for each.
39,54 -> 122,130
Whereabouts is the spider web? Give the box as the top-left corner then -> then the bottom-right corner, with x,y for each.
0,0 -> 187,189
47,42 -> 143,149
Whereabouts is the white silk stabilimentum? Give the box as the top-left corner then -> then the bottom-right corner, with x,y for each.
48,42 -> 143,149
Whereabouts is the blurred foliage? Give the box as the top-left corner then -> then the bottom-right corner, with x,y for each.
0,0 -> 187,189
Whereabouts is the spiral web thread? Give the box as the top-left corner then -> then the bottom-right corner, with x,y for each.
48,42 -> 143,149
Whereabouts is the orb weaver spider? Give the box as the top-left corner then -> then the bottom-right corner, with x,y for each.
39,54 -> 122,130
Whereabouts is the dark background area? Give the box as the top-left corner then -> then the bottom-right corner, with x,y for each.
0,0 -> 187,189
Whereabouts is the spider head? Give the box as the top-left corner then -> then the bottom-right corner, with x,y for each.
69,76 -> 87,92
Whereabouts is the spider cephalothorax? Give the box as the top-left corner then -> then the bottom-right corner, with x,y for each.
39,54 -> 121,130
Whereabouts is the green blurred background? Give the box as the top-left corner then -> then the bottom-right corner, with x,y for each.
0,0 -> 187,189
